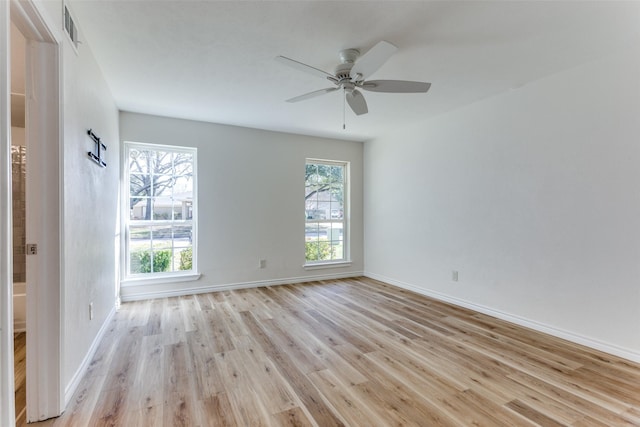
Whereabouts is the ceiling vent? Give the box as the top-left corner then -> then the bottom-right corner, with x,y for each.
64,5 -> 79,49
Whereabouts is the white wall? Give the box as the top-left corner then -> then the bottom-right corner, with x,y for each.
10,21 -> 25,95
119,112 -> 363,300
11,127 -> 24,146
37,0 -> 120,391
364,47 -> 640,361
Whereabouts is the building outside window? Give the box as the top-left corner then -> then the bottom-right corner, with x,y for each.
305,159 -> 348,264
124,142 -> 196,277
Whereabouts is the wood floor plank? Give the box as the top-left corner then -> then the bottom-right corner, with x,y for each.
271,407 -> 316,427
28,277 -> 640,427
198,393 -> 238,427
130,334 -> 165,409
305,369 -> 381,427
505,399 -> 567,427
14,332 -> 26,424
143,298 -> 163,336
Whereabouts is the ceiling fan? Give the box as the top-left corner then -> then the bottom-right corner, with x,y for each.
275,41 -> 431,116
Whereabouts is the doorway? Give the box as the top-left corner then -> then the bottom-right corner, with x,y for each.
10,18 -> 27,425
1,1 -> 63,425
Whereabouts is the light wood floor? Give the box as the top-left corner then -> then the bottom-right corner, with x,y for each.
30,277 -> 640,426
14,332 -> 27,426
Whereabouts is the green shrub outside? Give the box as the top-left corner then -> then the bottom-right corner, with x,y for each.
305,240 -> 334,261
136,249 -> 171,273
179,247 -> 193,271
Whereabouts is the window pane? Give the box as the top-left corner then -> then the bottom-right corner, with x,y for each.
318,223 -> 330,242
305,240 -> 331,262
151,225 -> 173,273
130,173 -> 150,197
151,176 -> 171,197
332,242 -> 343,260
130,197 -> 152,220
151,151 -> 172,173
330,165 -> 343,183
129,225 -> 151,274
174,153 -> 193,175
152,197 -> 173,220
305,183 -> 317,200
317,188 -> 332,202
173,224 -> 192,244
306,163 -> 318,184
305,200 -> 325,220
174,174 -> 193,196
173,224 -> 193,272
129,149 -> 151,174
329,223 -> 343,242
174,245 -> 193,272
129,249 -> 146,274
130,225 -> 151,246
305,223 -> 319,241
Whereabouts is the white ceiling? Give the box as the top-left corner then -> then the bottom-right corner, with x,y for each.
69,1 -> 640,142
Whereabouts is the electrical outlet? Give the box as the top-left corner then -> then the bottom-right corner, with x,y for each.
89,302 -> 94,320
452,271 -> 459,282
259,259 -> 266,269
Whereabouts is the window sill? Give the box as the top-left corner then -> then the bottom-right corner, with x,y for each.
303,261 -> 352,271
121,272 -> 201,287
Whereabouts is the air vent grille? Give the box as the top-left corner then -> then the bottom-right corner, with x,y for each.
64,5 -> 79,48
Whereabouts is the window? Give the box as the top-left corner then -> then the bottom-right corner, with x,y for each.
305,159 -> 348,265
124,142 -> 196,278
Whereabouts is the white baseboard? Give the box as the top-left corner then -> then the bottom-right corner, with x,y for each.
364,271 -> 640,364
64,304 -> 117,406
120,271 -> 365,302
13,320 -> 26,333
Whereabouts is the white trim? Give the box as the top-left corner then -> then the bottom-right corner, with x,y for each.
0,1 -> 16,425
3,0 -> 64,424
13,320 -> 26,333
303,261 -> 352,270
122,141 -> 198,280
305,158 -> 350,264
120,271 -> 364,302
64,305 -> 116,406
11,0 -> 64,421
364,271 -> 640,364
121,272 -> 201,286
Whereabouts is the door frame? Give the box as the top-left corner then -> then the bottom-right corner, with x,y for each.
1,0 -> 63,424
0,1 -> 16,423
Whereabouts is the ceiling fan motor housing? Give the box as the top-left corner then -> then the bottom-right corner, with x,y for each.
335,48 -> 360,80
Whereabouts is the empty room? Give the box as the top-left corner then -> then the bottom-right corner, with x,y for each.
1,1 -> 640,426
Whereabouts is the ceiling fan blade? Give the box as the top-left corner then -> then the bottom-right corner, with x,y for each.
286,87 -> 339,103
275,55 -> 335,80
350,41 -> 398,81
346,89 -> 368,115
361,80 -> 431,93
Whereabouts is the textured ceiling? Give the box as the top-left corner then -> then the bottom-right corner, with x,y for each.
69,1 -> 640,142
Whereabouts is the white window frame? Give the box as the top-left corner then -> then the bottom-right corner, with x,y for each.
122,141 -> 198,284
304,158 -> 351,269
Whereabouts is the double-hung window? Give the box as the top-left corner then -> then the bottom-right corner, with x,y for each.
305,159 -> 349,265
124,142 -> 197,278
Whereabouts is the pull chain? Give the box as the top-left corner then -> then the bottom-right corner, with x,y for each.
343,87 -> 346,130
